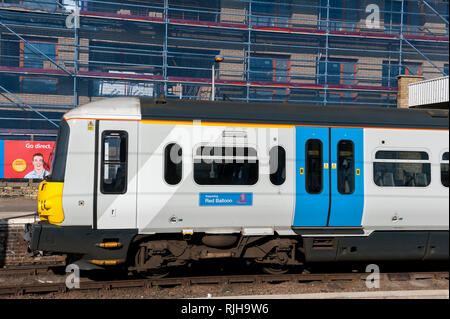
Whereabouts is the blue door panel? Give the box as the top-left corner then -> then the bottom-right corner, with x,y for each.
293,126 -> 329,227
328,128 -> 364,227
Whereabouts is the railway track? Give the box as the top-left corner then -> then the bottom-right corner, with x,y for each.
0,271 -> 447,297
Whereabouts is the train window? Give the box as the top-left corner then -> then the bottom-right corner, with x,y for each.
101,131 -> 127,194
269,146 -> 286,186
441,152 -> 449,187
305,139 -> 323,194
48,119 -> 70,182
373,150 -> 431,187
337,140 -> 355,195
375,151 -> 429,160
193,146 -> 258,185
164,143 -> 182,185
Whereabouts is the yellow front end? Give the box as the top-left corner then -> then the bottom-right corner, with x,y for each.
38,180 -> 64,225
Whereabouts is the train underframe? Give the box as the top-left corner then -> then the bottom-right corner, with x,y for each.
27,223 -> 449,276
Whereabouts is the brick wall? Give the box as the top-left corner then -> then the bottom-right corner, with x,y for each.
0,220 -> 66,267
397,75 -> 424,108
0,182 -> 40,199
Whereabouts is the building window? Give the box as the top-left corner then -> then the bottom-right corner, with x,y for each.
249,54 -> 289,82
305,139 -> 323,194
168,0 -> 220,22
101,131 -> 128,194
251,0 -> 292,28
20,39 -> 58,93
21,77 -> 57,94
317,58 -> 356,86
337,140 -> 355,194
193,146 -> 258,185
167,47 -> 219,79
382,61 -> 422,87
385,0 -> 424,32
373,150 -> 431,187
319,0 -> 358,31
441,152 -> 449,187
22,41 -> 56,68
164,143 -> 182,185
10,0 -> 58,11
269,146 -> 286,186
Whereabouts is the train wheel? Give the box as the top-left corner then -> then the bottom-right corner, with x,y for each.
133,245 -> 170,278
261,264 -> 289,275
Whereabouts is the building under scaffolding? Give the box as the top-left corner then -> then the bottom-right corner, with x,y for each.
0,0 -> 448,138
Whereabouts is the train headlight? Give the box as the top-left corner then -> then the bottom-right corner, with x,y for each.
43,200 -> 52,210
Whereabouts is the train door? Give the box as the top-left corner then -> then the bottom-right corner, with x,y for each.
328,127 -> 364,227
293,126 -> 330,227
95,121 -> 138,229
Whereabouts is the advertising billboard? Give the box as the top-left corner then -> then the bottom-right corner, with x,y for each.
0,140 -> 55,179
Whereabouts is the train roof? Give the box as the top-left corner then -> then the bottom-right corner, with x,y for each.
140,98 -> 448,130
65,97 -> 449,130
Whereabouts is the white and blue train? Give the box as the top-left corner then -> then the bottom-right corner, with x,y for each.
28,97 -> 449,275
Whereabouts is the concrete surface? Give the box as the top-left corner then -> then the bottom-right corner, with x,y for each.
0,198 -> 36,213
0,212 -> 37,221
209,289 -> 449,299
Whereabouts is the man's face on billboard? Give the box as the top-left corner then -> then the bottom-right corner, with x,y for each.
33,155 -> 44,170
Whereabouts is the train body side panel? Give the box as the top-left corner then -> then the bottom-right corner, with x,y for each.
136,123 -> 295,235
61,119 -> 96,226
361,128 -> 449,231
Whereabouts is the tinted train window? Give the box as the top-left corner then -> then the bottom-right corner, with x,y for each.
49,119 -> 70,182
194,146 -> 258,185
375,151 -> 429,160
337,140 -> 355,194
164,143 -> 182,185
373,150 -> 431,187
305,139 -> 323,194
101,131 -> 127,194
269,146 -> 286,186
441,152 -> 449,187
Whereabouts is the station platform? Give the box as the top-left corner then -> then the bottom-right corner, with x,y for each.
0,198 -> 36,220
210,289 -> 449,299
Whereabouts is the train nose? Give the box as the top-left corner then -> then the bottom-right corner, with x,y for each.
38,180 -> 65,225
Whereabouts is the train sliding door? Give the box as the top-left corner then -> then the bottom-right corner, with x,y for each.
293,127 -> 330,227
293,126 -> 364,228
328,127 -> 364,227
95,120 -> 138,229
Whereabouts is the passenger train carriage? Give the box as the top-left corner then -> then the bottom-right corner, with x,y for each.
28,97 -> 449,275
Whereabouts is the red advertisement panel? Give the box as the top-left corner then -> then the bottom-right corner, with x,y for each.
4,141 -> 55,179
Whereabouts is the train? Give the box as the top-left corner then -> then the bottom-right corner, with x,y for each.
27,97 -> 449,276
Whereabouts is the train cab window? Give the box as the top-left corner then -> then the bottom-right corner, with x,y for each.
101,131 -> 128,194
337,140 -> 355,195
48,119 -> 70,182
305,139 -> 323,194
164,143 -> 182,185
269,146 -> 286,186
441,152 -> 449,187
373,150 -> 431,187
193,146 -> 258,185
